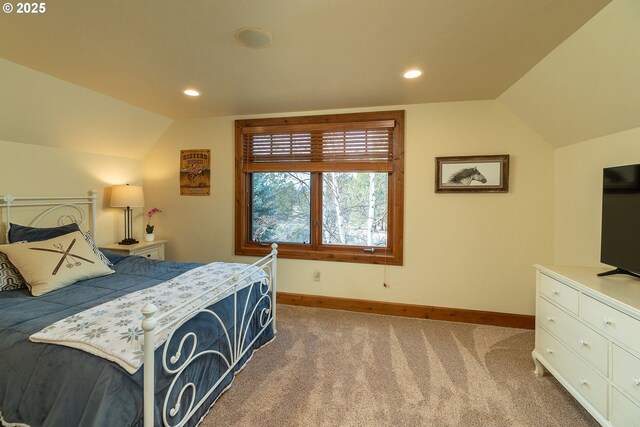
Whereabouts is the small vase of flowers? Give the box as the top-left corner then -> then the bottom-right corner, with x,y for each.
144,207 -> 161,242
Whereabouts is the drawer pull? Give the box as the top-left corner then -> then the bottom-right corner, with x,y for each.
552,289 -> 559,295
578,377 -> 588,386
579,339 -> 588,347
603,318 -> 613,326
546,316 -> 554,323
633,377 -> 640,386
546,347 -> 553,355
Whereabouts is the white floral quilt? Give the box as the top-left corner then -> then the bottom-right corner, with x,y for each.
30,262 -> 266,374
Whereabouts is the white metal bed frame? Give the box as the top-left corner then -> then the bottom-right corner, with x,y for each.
0,191 -> 98,243
0,192 -> 278,427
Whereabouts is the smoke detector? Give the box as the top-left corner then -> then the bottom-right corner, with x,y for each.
235,27 -> 274,49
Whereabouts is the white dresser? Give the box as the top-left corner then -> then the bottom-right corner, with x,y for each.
533,265 -> 640,426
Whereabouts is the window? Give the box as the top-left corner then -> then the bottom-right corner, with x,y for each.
235,110 -> 404,265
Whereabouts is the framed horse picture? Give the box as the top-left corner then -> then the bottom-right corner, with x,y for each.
435,155 -> 509,193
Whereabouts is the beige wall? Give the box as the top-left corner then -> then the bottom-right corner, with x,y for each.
0,58 -> 172,159
554,126 -> 640,267
0,139 -> 143,245
143,100 -> 554,315
498,0 -> 640,147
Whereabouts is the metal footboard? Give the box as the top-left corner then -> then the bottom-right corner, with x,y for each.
141,244 -> 278,427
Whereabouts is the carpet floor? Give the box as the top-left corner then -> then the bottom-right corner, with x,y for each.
201,304 -> 599,426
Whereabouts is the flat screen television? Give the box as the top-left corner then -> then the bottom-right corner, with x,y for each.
599,163 -> 640,279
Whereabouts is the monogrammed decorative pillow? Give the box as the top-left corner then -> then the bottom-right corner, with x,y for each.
0,231 -> 115,296
0,251 -> 27,291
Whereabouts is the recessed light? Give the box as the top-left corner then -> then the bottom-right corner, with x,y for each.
235,27 -> 274,49
183,89 -> 200,97
403,69 -> 423,79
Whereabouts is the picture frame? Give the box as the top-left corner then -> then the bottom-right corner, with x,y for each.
180,149 -> 211,196
435,154 -> 509,193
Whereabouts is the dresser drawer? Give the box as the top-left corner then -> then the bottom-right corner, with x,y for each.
613,345 -> 640,405
135,246 -> 162,260
611,388 -> 640,427
100,241 -> 166,261
538,328 -> 608,417
538,298 -> 608,376
581,294 -> 640,355
539,273 -> 579,314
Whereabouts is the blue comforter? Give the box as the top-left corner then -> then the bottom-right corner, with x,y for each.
0,253 -> 274,427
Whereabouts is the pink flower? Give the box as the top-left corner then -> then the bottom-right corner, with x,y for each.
146,207 -> 161,218
145,208 -> 162,234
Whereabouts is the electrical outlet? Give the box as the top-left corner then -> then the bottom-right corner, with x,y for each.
313,269 -> 321,282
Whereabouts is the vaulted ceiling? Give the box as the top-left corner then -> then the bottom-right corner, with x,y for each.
4,0 -> 639,155
0,0 -> 609,119
499,0 -> 640,147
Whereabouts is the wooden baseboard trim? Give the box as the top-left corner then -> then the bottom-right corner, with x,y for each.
276,292 -> 534,329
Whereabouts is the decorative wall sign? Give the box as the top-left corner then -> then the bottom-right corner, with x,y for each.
435,154 -> 509,193
180,149 -> 211,196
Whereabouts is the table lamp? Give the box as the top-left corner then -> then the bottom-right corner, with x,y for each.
110,184 -> 144,245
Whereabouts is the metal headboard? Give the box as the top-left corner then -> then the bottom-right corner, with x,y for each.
0,190 -> 97,243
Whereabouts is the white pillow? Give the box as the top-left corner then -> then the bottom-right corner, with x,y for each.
0,231 -> 115,296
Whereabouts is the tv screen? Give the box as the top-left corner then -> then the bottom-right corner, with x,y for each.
600,163 -> 640,277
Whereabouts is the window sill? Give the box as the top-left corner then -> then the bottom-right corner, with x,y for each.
236,245 -> 402,266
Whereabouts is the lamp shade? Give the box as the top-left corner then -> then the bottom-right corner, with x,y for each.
110,185 -> 144,208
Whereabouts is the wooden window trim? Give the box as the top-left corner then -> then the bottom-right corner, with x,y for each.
235,110 -> 404,266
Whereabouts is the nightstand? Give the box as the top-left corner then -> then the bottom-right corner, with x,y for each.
101,240 -> 167,260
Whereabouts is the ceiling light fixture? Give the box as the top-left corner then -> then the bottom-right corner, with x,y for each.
403,69 -> 423,79
235,27 -> 274,49
183,89 -> 200,97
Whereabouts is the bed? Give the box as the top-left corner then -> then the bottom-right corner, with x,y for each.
0,192 -> 277,427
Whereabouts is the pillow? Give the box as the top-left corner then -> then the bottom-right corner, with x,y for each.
0,231 -> 115,296
8,222 -> 81,243
82,232 -> 114,267
0,251 -> 27,291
